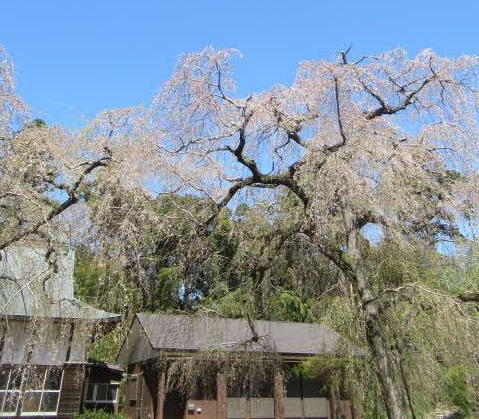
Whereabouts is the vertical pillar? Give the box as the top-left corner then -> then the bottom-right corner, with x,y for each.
274,372 -> 284,419
299,374 -> 305,419
246,397 -> 251,419
156,371 -> 166,419
245,386 -> 251,419
339,385 -> 347,419
329,384 -> 347,419
217,373 -> 227,419
329,386 -> 337,419
350,380 -> 361,419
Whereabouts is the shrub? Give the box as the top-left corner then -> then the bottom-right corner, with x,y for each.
74,410 -> 125,419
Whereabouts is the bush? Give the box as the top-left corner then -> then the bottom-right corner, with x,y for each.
74,410 -> 125,419
442,365 -> 471,418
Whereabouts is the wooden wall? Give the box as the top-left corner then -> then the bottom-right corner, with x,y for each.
123,362 -> 358,419
57,363 -> 86,419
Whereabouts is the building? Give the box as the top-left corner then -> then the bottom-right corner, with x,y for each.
0,245 -> 122,418
83,360 -> 123,414
118,313 -> 359,419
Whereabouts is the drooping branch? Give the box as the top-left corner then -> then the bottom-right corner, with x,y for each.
0,152 -> 113,251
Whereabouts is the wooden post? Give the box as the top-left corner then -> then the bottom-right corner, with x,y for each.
329,386 -> 337,419
350,380 -> 361,419
156,371 -> 166,419
217,373 -> 227,419
274,372 -> 284,419
246,397 -> 251,419
338,386 -> 347,419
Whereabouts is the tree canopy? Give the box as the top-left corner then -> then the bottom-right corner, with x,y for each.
1,45 -> 479,418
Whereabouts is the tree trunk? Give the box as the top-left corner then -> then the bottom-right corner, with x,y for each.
364,309 -> 412,419
346,231 -> 413,419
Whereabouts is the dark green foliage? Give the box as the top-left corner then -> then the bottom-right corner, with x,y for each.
74,188 -> 479,417
202,281 -> 255,318
74,410 -> 125,419
442,365 -> 472,418
266,290 -> 313,323
74,245 -> 103,304
26,118 -> 47,128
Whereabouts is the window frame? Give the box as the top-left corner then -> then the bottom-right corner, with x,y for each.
0,366 -> 63,417
84,382 -> 120,404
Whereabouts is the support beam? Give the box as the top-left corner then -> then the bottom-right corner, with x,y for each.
217,373 -> 227,419
156,371 -> 166,419
329,386 -> 338,419
274,372 -> 284,419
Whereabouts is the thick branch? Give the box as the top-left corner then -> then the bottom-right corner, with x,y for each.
364,77 -> 433,120
327,76 -> 347,152
0,154 -> 112,251
203,170 -> 309,228
226,111 -> 264,179
457,291 -> 479,303
273,108 -> 318,150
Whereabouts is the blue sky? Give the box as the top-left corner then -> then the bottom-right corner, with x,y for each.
2,0 -> 478,127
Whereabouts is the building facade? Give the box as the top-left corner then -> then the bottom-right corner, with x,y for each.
83,360 -> 123,414
0,245 -> 122,418
118,313 -> 359,419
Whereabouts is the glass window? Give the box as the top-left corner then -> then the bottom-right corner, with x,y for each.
44,368 -> 62,390
0,367 -> 21,416
22,392 -> 42,412
86,384 -> 95,401
24,367 -> 46,390
0,366 -> 63,416
40,393 -> 59,413
85,383 -> 119,403
96,384 -> 107,401
8,371 -> 22,390
106,385 -> 118,401
0,369 -> 9,390
3,391 -> 19,414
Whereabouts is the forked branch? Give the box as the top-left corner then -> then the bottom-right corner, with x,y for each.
0,152 -> 113,251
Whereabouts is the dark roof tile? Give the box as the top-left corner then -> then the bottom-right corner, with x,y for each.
136,313 -> 343,356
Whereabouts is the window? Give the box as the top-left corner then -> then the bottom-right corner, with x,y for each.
0,367 -> 22,416
85,383 -> 119,404
0,366 -> 63,416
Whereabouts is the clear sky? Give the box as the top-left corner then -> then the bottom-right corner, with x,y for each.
2,0 -> 478,127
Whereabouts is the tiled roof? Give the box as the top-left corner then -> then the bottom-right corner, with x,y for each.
135,313 -> 343,356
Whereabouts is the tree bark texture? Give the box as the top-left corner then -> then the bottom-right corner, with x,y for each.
347,231 -> 413,419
